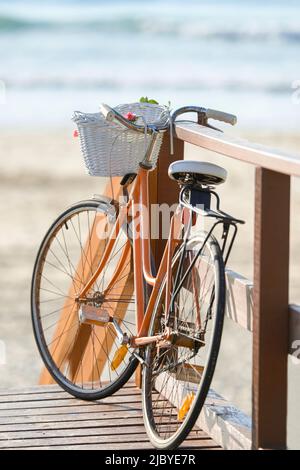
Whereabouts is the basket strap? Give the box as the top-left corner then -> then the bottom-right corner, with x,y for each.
169,109 -> 174,155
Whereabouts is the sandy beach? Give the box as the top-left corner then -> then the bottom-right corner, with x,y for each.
0,129 -> 299,447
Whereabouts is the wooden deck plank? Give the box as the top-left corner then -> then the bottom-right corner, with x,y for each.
0,427 -> 206,442
0,390 -> 141,404
0,383 -> 220,450
0,409 -> 146,426
0,382 -> 137,397
0,417 -> 147,432
0,393 -> 146,410
1,432 -> 216,449
19,441 -> 221,451
0,404 -> 143,418
1,435 -> 218,450
0,417 -> 209,433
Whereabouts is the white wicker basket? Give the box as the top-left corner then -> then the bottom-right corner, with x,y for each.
73,102 -> 169,177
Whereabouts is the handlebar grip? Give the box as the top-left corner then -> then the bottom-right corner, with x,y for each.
100,103 -> 117,122
206,108 -> 237,126
100,102 -> 139,129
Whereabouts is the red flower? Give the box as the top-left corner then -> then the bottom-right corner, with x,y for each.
124,112 -> 137,122
73,129 -> 79,138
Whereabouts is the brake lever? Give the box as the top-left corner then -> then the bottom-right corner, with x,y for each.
198,115 -> 222,133
203,122 -> 223,132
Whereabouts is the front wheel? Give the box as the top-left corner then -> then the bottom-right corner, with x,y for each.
31,199 -> 141,400
142,233 -> 225,449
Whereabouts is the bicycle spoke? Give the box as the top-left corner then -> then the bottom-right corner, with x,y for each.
144,234 -> 224,445
33,203 -> 138,396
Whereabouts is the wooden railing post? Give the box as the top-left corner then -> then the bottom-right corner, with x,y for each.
252,167 -> 290,449
149,132 -> 184,267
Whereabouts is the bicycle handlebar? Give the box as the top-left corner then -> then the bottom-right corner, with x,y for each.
100,103 -> 237,132
100,103 -> 155,134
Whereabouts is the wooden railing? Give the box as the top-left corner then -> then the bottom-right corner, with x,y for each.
40,121 -> 300,450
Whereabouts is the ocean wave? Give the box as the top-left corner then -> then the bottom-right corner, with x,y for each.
1,14 -> 300,43
3,76 -> 292,94
0,15 -> 43,31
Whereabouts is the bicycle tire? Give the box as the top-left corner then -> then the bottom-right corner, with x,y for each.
31,199 -> 144,400
142,233 -> 225,449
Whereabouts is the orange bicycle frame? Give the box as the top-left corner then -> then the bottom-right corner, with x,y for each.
77,167 -> 183,346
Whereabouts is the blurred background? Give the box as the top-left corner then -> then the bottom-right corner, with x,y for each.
0,0 -> 299,448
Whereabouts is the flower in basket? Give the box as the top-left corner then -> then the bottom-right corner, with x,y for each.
73,129 -> 79,138
124,112 -> 137,122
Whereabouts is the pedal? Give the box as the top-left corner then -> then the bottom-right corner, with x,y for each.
177,392 -> 195,421
79,305 -> 111,326
111,345 -> 128,370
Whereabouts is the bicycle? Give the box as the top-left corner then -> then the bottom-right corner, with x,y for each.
31,103 -> 244,449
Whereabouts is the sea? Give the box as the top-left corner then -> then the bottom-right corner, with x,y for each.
0,0 -> 300,130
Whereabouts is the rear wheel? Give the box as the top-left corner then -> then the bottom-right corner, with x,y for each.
142,233 -> 225,449
31,199 -> 142,400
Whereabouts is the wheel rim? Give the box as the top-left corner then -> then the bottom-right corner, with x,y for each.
32,203 -> 137,393
144,236 -> 222,444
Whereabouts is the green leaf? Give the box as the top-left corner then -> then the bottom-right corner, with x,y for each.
139,96 -> 160,104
